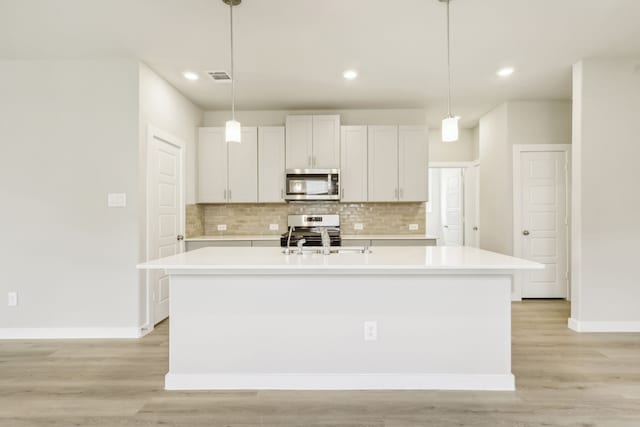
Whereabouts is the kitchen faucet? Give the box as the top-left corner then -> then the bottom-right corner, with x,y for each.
320,228 -> 331,255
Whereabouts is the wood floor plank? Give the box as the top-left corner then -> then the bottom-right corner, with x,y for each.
1,301 -> 639,426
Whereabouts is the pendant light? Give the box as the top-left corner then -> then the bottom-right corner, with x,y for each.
223,0 -> 241,143
440,0 -> 459,142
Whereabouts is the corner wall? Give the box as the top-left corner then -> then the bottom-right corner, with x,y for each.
0,59 -> 141,335
570,58 -> 640,331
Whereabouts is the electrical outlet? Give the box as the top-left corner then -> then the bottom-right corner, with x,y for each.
269,223 -> 279,231
363,321 -> 378,341
217,224 -> 227,231
7,292 -> 17,307
409,223 -> 419,231
354,223 -> 364,231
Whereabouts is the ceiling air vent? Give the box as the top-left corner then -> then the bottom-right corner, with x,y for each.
207,70 -> 232,83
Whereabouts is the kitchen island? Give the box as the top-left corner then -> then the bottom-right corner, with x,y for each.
138,246 -> 542,391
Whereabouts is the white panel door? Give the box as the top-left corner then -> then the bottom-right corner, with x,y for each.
228,127 -> 258,203
520,151 -> 568,298
258,126 -> 285,203
312,115 -> 340,168
340,126 -> 368,202
398,126 -> 428,202
198,128 -> 227,203
367,125 -> 398,202
285,115 -> 313,168
441,168 -> 464,246
148,132 -> 183,324
464,164 -> 480,247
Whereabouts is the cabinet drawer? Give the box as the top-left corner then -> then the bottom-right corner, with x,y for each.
370,239 -> 437,247
186,240 -> 252,251
251,240 -> 280,247
341,239 -> 371,247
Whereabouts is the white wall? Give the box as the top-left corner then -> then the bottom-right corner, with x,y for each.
0,59 -> 141,332
478,101 -> 572,256
429,128 -> 477,163
570,58 -> 640,330
137,63 -> 202,326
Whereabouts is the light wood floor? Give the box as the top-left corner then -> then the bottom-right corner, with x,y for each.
1,301 -> 639,426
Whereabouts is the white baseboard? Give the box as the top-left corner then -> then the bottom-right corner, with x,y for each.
568,318 -> 640,332
0,327 -> 144,339
165,373 -> 516,391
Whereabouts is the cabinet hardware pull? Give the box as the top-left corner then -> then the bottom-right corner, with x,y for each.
228,190 -> 232,201
223,189 -> 227,200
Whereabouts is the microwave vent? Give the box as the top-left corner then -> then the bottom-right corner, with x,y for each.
207,71 -> 232,83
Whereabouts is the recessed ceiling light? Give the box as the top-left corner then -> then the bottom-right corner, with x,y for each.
183,71 -> 199,81
497,67 -> 515,77
343,70 -> 358,80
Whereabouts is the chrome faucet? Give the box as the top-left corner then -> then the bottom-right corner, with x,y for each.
296,238 -> 306,254
320,228 -> 331,255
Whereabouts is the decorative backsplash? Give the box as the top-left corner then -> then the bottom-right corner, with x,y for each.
185,202 -> 426,237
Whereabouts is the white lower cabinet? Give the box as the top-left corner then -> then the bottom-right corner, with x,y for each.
258,126 -> 285,202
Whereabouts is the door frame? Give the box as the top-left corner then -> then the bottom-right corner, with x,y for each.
512,144 -> 571,300
145,125 -> 186,334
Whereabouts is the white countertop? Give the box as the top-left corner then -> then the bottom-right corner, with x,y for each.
138,246 -> 543,274
186,234 -> 438,242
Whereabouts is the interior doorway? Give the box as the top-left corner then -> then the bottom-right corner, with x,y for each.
427,165 -> 479,247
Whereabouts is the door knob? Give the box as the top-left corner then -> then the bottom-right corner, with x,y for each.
473,226 -> 478,231
177,235 -> 184,241
443,225 -> 449,228
522,230 -> 530,236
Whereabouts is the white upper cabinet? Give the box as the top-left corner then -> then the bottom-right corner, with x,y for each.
285,115 -> 313,168
285,115 -> 340,169
398,126 -> 429,202
258,126 -> 285,203
228,127 -> 258,203
368,126 -> 399,202
198,127 -> 227,203
312,115 -> 340,168
197,127 -> 258,203
340,126 -> 368,202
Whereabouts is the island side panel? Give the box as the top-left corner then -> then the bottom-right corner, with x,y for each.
167,273 -> 513,390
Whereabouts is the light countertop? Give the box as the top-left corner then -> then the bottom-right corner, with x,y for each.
186,234 -> 438,242
138,246 -> 543,273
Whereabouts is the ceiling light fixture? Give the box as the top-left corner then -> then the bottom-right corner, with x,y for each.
183,71 -> 199,81
497,67 -> 515,77
439,0 -> 459,143
223,0 -> 241,143
343,70 -> 358,80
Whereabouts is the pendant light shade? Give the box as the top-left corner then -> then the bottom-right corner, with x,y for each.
223,0 -> 241,143
440,0 -> 459,142
225,120 -> 242,143
442,116 -> 459,142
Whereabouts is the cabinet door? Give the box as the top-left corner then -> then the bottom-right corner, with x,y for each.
398,126 -> 429,202
340,126 -> 368,202
227,127 -> 258,203
285,115 -> 313,168
197,127 -> 227,203
258,126 -> 285,203
312,115 -> 340,168
367,126 -> 398,202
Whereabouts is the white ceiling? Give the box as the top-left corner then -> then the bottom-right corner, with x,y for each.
2,0 -> 640,127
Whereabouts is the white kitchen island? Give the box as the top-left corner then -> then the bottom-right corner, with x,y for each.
138,246 -> 542,391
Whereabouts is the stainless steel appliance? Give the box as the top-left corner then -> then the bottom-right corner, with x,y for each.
284,169 -> 340,201
280,214 -> 341,249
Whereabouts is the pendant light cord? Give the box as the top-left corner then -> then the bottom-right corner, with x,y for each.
229,2 -> 235,121
446,0 -> 452,118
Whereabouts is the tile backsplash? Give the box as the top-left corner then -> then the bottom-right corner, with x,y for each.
186,202 -> 426,237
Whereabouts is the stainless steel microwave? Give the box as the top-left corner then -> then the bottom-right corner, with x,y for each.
284,169 -> 340,201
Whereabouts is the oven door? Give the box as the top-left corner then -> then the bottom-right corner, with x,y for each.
285,169 -> 340,201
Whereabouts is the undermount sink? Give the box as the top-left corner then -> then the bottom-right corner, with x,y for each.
282,247 -> 371,255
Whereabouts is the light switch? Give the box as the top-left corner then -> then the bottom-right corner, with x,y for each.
107,193 -> 127,208
269,224 -> 279,231
217,224 -> 227,231
409,224 -> 419,231
354,223 -> 364,231
8,292 -> 17,307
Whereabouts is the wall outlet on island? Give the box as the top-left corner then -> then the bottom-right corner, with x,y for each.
354,223 -> 364,231
409,224 -> 419,231
217,224 -> 227,231
363,321 -> 378,341
269,224 -> 279,231
8,292 -> 18,307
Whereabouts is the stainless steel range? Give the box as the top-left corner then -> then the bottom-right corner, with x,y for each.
280,214 -> 341,249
